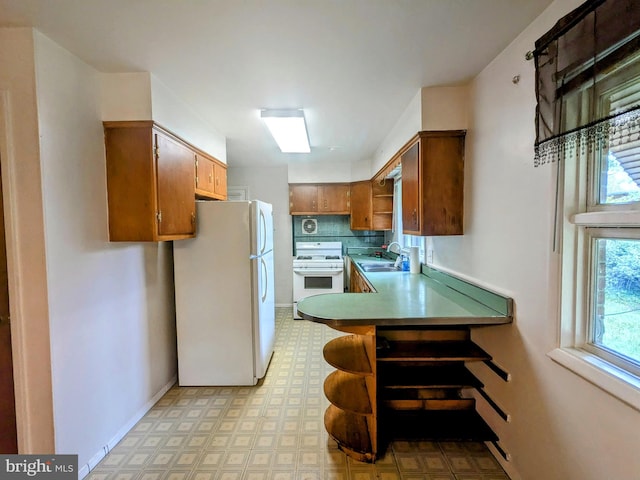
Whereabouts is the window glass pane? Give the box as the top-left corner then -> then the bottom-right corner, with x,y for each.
591,238 -> 640,364
598,150 -> 640,205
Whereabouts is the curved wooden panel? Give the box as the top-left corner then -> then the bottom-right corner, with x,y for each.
324,405 -> 374,462
323,336 -> 373,375
324,371 -> 372,415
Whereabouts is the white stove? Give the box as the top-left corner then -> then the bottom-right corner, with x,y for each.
293,241 -> 344,319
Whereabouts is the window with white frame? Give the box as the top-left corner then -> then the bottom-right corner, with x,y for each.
553,50 -> 640,405
532,0 -> 640,408
389,176 -> 426,259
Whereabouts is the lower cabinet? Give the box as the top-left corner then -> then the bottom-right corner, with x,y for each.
350,263 -> 374,293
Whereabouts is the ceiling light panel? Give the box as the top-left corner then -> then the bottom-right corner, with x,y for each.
261,109 -> 310,153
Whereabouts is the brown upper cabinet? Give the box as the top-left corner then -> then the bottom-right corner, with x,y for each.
371,178 -> 394,231
349,180 -> 372,230
104,120 -> 226,242
350,179 -> 394,231
401,131 -> 465,236
195,153 -> 227,200
289,183 -> 351,215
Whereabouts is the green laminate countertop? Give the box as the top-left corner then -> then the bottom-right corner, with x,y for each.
297,254 -> 513,327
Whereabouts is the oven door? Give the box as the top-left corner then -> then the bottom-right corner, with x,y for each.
292,268 -> 344,318
293,268 -> 344,301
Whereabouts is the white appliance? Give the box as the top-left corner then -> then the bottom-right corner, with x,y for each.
293,241 -> 344,319
173,200 -> 275,386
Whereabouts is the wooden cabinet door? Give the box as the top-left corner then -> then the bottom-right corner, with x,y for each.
290,184 -> 318,213
319,184 -> 350,213
195,153 -> 215,196
400,131 -> 465,236
155,132 -> 196,237
422,134 -> 465,235
401,140 -> 421,234
350,181 -> 372,230
213,161 -> 227,199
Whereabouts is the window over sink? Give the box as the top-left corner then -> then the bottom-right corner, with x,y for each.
387,175 -> 426,260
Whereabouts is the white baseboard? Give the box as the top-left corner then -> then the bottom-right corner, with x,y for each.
78,375 -> 177,479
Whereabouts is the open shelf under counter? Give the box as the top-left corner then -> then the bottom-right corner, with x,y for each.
323,335 -> 374,375
383,410 -> 498,442
378,364 -> 484,390
377,340 -> 492,363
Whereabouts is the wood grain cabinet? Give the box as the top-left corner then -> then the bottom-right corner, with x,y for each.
104,120 -> 224,241
350,179 -> 394,231
213,161 -> 227,199
349,262 -> 374,293
401,131 -> 465,236
289,183 -> 350,214
195,153 -> 227,201
349,181 -> 372,230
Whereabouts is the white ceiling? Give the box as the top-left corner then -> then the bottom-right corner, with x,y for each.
0,0 -> 552,168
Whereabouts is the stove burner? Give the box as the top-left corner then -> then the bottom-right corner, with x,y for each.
325,255 -> 341,260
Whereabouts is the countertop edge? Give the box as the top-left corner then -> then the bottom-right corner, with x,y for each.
297,256 -> 514,327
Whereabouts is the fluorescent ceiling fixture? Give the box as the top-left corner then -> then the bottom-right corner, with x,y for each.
261,109 -> 310,153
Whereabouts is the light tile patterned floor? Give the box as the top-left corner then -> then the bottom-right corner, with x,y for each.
87,307 -> 509,480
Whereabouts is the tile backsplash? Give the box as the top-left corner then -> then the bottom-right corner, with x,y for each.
292,215 -> 385,254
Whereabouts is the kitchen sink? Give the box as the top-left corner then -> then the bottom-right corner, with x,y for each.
357,262 -> 401,272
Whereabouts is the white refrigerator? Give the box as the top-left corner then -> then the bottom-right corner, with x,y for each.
173,200 -> 275,386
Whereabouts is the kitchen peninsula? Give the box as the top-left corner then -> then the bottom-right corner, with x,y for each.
297,257 -> 513,463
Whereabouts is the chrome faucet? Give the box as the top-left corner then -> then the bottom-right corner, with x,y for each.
386,241 -> 402,254
386,242 -> 406,268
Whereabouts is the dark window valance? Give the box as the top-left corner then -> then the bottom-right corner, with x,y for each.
533,0 -> 640,166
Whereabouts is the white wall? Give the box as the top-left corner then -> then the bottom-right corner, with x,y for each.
150,75 -> 227,162
421,85 -> 468,131
33,32 -> 178,472
100,72 -> 227,162
371,89 -> 421,175
100,73 -> 153,121
227,166 -> 292,306
431,0 -> 640,479
288,161 -> 351,183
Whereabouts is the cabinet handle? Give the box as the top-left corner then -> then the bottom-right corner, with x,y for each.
191,212 -> 196,224
209,174 -> 213,183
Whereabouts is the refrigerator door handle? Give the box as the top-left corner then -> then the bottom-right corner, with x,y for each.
261,257 -> 268,302
259,208 -> 267,255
